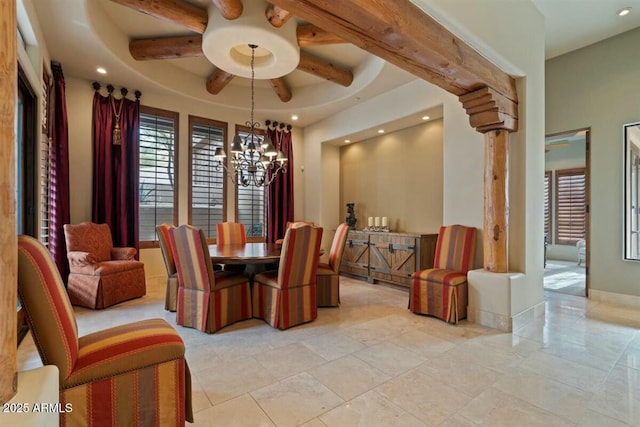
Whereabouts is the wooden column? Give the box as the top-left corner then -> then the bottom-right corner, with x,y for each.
460,87 -> 517,273
483,130 -> 508,272
0,0 -> 18,404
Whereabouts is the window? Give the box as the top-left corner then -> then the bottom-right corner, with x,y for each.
235,125 -> 266,238
138,106 -> 178,245
16,67 -> 37,237
555,168 -> 585,245
544,170 -> 551,242
624,122 -> 640,260
189,116 -> 227,239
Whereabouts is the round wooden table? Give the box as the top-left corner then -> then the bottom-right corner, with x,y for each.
208,243 -> 282,265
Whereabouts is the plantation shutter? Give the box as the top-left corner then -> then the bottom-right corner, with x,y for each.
555,168 -> 585,245
39,136 -> 51,247
544,171 -> 551,242
190,117 -> 226,238
139,107 -> 178,244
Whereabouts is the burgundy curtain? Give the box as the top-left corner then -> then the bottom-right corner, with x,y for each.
50,62 -> 71,279
266,124 -> 294,243
91,86 -> 140,253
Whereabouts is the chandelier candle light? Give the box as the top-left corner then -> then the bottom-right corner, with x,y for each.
213,44 -> 288,187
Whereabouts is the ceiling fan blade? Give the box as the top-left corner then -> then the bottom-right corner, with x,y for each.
296,24 -> 345,47
266,4 -> 293,27
206,69 -> 235,95
211,0 -> 243,20
269,78 -> 292,102
129,36 -> 203,60
297,51 -> 353,87
109,0 -> 207,34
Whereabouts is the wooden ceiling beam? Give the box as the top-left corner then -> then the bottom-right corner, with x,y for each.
297,24 -> 345,47
129,36 -> 203,60
267,0 -> 518,131
269,78 -> 292,102
109,0 -> 208,34
206,68 -> 235,95
211,0 -> 243,20
297,51 -> 353,87
266,4 -> 293,27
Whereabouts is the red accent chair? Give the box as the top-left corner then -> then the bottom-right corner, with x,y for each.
157,223 -> 178,312
63,222 -> 146,309
253,223 -> 323,329
316,223 -> 350,307
18,235 -> 193,426
409,225 -> 477,324
170,224 -> 252,333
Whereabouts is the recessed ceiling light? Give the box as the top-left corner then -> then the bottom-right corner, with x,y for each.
96,67 -> 107,74
377,129 -> 385,134
422,115 -> 430,120
344,139 -> 351,144
291,114 -> 298,121
618,7 -> 631,16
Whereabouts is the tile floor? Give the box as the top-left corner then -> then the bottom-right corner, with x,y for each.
17,276 -> 640,426
544,259 -> 586,297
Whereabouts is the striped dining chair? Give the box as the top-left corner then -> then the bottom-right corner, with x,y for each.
17,235 -> 193,426
409,225 -> 477,324
216,222 -> 247,245
157,223 -> 178,312
253,223 -> 323,330
316,223 -> 350,307
170,224 -> 252,333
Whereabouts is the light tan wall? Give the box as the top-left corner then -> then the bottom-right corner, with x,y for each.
546,27 -> 640,296
340,120 -> 443,233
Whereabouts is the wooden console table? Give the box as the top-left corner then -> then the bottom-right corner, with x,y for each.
340,230 -> 438,288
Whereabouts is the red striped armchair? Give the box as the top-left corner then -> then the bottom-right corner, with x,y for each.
17,235 -> 193,426
157,223 -> 178,312
316,223 -> 350,307
170,224 -> 252,333
409,225 -> 477,324
253,223 -> 323,329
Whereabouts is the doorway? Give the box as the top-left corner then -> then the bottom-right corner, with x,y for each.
544,129 -> 590,297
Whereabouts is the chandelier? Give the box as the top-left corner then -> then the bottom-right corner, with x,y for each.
214,44 -> 288,187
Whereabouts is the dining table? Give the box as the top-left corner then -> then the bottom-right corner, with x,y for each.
208,242 -> 282,265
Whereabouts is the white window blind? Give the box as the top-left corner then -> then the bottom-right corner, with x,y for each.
39,135 -> 51,247
555,168 -> 585,245
190,117 -> 226,238
139,107 -> 178,243
236,126 -> 265,237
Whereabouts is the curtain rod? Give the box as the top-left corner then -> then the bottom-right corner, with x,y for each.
265,120 -> 292,131
92,81 -> 141,100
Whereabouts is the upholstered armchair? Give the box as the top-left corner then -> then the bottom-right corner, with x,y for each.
64,222 -> 146,309
316,223 -> 349,307
157,223 -> 178,311
253,223 -> 323,329
18,235 -> 193,426
409,225 -> 477,324
170,224 -> 252,333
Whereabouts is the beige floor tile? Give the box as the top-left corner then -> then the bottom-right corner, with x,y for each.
577,409 -> 635,427
375,368 -> 472,425
319,390 -> 426,427
353,341 -> 427,376
255,342 -> 328,380
309,355 -> 391,401
192,393 -> 275,427
457,386 -> 574,427
417,357 -> 503,398
588,364 -> 640,425
251,372 -> 343,427
301,331 -> 366,361
196,356 -> 278,405
299,418 -> 328,427
493,370 -> 593,423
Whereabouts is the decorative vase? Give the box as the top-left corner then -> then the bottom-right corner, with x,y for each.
346,203 -> 357,230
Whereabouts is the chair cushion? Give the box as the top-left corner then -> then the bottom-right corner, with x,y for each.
255,270 -> 279,288
411,268 -> 468,287
316,264 -> 336,276
65,318 -> 185,388
64,222 -> 114,262
71,259 -> 144,276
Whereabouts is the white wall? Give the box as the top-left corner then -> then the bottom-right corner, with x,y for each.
546,27 -> 640,296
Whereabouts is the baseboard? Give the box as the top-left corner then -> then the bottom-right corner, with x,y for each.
590,289 -> 640,308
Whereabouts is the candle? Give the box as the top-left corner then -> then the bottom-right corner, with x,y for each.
374,217 -> 381,227
381,216 -> 388,227
368,217 -> 373,227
